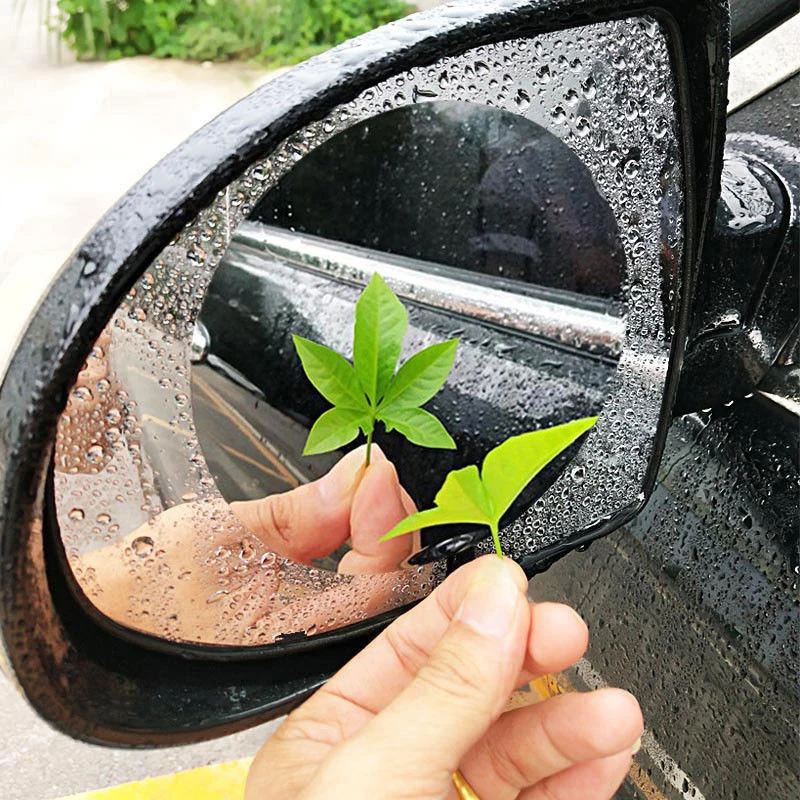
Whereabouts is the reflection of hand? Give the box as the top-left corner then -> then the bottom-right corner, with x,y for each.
78,444 -> 428,644
230,443 -> 418,574
246,556 -> 643,799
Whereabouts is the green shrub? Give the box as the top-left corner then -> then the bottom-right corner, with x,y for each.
51,0 -> 414,64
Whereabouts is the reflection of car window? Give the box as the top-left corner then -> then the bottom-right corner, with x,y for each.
251,102 -> 626,301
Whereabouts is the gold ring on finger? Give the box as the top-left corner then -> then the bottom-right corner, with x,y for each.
452,769 -> 481,800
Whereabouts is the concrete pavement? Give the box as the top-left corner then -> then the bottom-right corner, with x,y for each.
1,3 -> 287,797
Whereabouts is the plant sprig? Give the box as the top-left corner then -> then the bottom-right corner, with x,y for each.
293,273 -> 458,465
380,417 -> 598,557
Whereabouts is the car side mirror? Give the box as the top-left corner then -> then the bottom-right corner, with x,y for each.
0,0 -> 729,744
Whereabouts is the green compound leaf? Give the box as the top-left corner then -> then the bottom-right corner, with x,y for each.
379,406 -> 456,450
481,417 -> 598,521
303,407 -> 371,456
353,273 -> 408,404
380,339 -> 459,410
381,417 -> 598,556
294,275 -> 458,461
292,335 -> 369,411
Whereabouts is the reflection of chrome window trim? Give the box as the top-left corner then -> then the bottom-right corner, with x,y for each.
235,222 -> 625,358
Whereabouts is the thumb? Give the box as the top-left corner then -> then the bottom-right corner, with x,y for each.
346,556 -> 530,786
230,445 -> 380,563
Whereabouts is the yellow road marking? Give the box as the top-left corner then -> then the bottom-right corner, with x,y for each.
59,758 -> 252,800
193,373 -> 299,487
215,439 -> 286,481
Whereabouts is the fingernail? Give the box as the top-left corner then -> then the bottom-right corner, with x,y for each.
456,558 -> 521,638
318,449 -> 364,503
631,737 -> 642,755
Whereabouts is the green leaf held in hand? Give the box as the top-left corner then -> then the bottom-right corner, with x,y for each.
293,273 -> 459,464
381,416 -> 598,557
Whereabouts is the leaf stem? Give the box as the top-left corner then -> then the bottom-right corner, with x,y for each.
489,521 -> 503,558
365,425 -> 374,466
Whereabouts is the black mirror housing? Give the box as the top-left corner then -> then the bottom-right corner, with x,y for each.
0,0 -> 729,744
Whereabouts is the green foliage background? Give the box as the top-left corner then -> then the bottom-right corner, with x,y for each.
51,0 -> 413,63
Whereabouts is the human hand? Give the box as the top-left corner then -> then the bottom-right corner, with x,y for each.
246,555 -> 643,800
77,445 -> 430,644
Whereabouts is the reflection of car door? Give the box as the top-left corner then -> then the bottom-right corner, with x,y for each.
193,102 -> 626,522
195,231 -> 618,511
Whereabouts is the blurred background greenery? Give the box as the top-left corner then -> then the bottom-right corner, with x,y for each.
39,0 -> 414,64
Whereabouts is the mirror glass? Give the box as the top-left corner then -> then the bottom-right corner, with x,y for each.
53,15 -> 682,650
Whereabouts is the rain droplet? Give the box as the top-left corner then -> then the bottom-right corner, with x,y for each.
132,536 -> 155,558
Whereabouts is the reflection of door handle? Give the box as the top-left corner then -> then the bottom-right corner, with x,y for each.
190,320 -> 211,363
233,222 -> 625,359
407,528 -> 490,566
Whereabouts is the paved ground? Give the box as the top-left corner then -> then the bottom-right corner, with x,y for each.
2,1 -> 798,797
0,3 -> 289,798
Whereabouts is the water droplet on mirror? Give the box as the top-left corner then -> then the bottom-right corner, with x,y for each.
131,536 -> 155,558
85,444 -> 104,463
68,508 -> 85,522
239,540 -> 256,561
574,117 -> 591,137
514,88 -> 531,110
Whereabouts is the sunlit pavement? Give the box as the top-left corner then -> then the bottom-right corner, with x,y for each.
0,0 -> 283,373
0,3 -> 287,797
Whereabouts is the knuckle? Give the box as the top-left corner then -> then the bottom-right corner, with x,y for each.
538,702 -> 578,767
483,731 -> 532,791
415,640 -> 487,705
262,492 -> 296,546
275,709 -> 347,750
537,777 -> 566,800
384,623 -> 434,679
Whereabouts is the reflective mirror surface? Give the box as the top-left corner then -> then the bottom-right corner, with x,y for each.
53,16 -> 683,650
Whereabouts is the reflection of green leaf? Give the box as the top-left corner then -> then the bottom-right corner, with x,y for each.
293,275 -> 459,463
379,406 -> 456,450
381,417 -> 598,557
380,340 -> 458,409
353,273 -> 408,404
292,335 -> 368,410
303,407 -> 370,456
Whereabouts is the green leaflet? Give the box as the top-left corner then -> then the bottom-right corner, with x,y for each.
481,417 -> 597,520
353,273 -> 408,405
292,274 -> 459,463
292,335 -> 369,411
303,407 -> 371,456
381,417 -> 598,557
379,406 -> 456,450
379,339 -> 458,409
